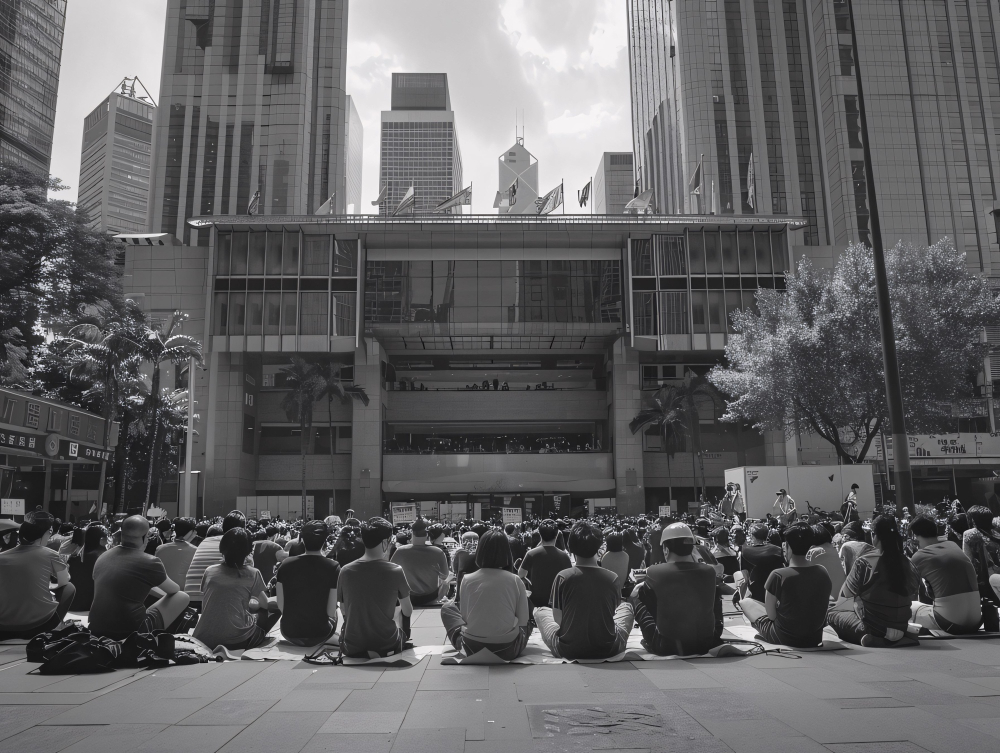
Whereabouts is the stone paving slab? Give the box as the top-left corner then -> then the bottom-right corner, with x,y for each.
4,632 -> 1000,752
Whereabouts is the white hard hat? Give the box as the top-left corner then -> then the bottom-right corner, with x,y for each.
661,522 -> 696,543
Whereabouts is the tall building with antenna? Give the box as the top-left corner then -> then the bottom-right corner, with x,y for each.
496,136 -> 538,215
78,78 -> 156,234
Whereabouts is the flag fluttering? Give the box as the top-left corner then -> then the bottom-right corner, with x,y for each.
535,183 -> 564,215
433,185 -> 472,213
392,184 -> 416,216
578,180 -> 591,208
371,184 -> 388,206
247,190 -> 260,216
315,192 -> 336,215
746,154 -> 755,210
689,157 -> 702,196
624,189 -> 654,214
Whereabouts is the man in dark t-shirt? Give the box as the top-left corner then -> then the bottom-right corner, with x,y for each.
739,524 -> 785,601
252,527 -> 284,581
534,522 -> 634,660
630,522 -> 723,656
90,516 -> 190,640
740,523 -> 832,647
276,521 -> 340,646
338,517 -> 413,658
518,519 -> 572,608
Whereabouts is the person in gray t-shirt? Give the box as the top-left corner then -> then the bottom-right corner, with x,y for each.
390,519 -> 450,604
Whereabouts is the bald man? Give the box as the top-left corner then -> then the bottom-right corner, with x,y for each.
89,516 -> 190,640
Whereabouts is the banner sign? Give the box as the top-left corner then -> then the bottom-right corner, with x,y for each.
502,507 -> 522,525
1,498 -> 25,516
877,433 -> 1000,460
391,503 -> 417,524
658,505 -> 671,518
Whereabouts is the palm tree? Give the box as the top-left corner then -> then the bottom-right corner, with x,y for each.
313,359 -> 371,495
138,312 -> 203,515
280,357 -> 326,519
630,371 -> 720,510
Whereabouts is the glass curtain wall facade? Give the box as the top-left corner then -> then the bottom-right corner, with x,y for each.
593,152 -> 636,215
78,91 -> 155,233
149,0 -> 350,244
0,0 -> 66,174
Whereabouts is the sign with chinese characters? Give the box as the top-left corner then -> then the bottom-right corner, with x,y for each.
877,433 -> 1000,461
502,507 -> 522,525
659,505 -> 671,518
391,503 -> 417,524
1,498 -> 25,516
0,429 -> 38,453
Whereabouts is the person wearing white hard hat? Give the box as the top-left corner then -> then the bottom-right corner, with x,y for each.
628,522 -> 723,656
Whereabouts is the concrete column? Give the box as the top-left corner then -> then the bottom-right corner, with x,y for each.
611,339 -> 645,515
350,340 -> 385,519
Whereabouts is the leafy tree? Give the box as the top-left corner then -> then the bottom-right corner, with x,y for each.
710,241 -> 1000,464
280,357 -> 326,519
630,372 -> 720,506
137,312 -> 203,514
0,166 -> 122,382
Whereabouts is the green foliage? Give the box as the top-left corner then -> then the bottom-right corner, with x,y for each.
709,240 -> 1000,463
0,166 -> 122,384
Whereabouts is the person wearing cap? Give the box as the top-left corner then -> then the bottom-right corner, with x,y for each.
0,510 -> 77,640
89,515 -> 190,640
720,484 -> 737,518
390,518 -> 450,605
276,520 -> 341,646
774,489 -> 796,524
629,522 -> 723,655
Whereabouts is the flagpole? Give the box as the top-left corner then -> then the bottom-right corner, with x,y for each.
699,153 -> 704,215
562,179 -> 565,215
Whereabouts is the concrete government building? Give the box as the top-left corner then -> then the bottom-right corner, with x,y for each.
120,213 -> 804,521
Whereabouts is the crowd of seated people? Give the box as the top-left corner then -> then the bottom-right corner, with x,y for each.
4,497 -> 1000,661
385,435 -> 603,455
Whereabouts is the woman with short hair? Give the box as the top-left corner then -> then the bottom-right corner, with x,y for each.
440,529 -> 531,660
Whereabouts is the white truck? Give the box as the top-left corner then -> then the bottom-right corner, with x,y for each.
724,465 -> 877,520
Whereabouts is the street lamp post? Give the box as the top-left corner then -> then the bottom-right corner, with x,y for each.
846,0 -> 914,511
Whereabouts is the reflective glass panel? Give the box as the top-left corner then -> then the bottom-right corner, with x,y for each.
248,231 -> 266,275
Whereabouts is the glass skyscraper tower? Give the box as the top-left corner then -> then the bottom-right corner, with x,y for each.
627,0 -> 1000,273
0,0 -> 66,175
147,0 -> 350,243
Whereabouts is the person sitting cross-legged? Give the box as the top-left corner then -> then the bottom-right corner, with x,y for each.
156,517 -> 198,590
185,511 -> 249,607
338,517 -> 413,658
89,516 -> 190,640
0,510 -> 76,640
535,521 -> 634,660
441,529 -> 532,660
194,527 -> 279,650
629,522 -> 723,656
276,520 -> 341,647
739,523 -> 832,648
737,523 -> 785,601
517,519 -> 571,610
827,515 -> 920,648
908,513 -> 981,635
390,518 -> 450,605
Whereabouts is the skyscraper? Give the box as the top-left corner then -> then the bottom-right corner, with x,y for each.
496,137 -> 539,215
593,152 -> 635,215
78,78 -> 156,234
147,0 -> 350,242
344,95 -> 362,214
0,0 -> 67,175
626,0 -> 1000,272
378,73 -> 462,214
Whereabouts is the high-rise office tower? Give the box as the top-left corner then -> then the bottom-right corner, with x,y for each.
497,137 -> 539,215
0,0 -> 67,175
147,0 -> 350,242
627,0 -> 1000,272
378,73 -> 462,214
593,152 -> 635,215
344,95 -> 362,213
78,78 -> 156,234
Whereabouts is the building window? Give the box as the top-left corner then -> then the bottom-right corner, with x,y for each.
844,96 -> 863,148
658,292 -> 690,335
300,292 -> 328,335
839,44 -> 855,76
852,161 -> 871,246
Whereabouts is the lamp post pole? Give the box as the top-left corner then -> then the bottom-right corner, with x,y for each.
846,0 -> 913,511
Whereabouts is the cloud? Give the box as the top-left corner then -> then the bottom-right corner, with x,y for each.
548,103 -> 624,136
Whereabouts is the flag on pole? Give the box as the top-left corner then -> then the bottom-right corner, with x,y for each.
508,177 -> 519,207
392,184 -> 415,216
688,157 -> 703,195
315,192 -> 336,215
247,190 -> 260,216
535,183 -> 564,215
433,185 -> 473,213
371,184 -> 388,206
578,180 -> 591,208
711,180 -> 717,215
633,177 -> 641,198
624,189 -> 655,214
493,190 -> 505,209
746,153 -> 755,210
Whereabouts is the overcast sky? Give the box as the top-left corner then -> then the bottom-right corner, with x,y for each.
49,0 -> 632,214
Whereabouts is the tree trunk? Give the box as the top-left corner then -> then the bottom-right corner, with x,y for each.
142,366 -> 161,515
115,415 -> 131,513
328,394 -> 336,489
666,453 -> 673,515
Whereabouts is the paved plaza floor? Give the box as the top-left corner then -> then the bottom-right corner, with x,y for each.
5,607 -> 1000,753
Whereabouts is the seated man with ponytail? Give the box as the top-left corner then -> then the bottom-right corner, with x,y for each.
193,527 -> 279,650
827,515 -> 920,647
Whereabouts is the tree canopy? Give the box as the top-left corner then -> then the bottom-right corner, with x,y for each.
709,240 -> 1000,463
